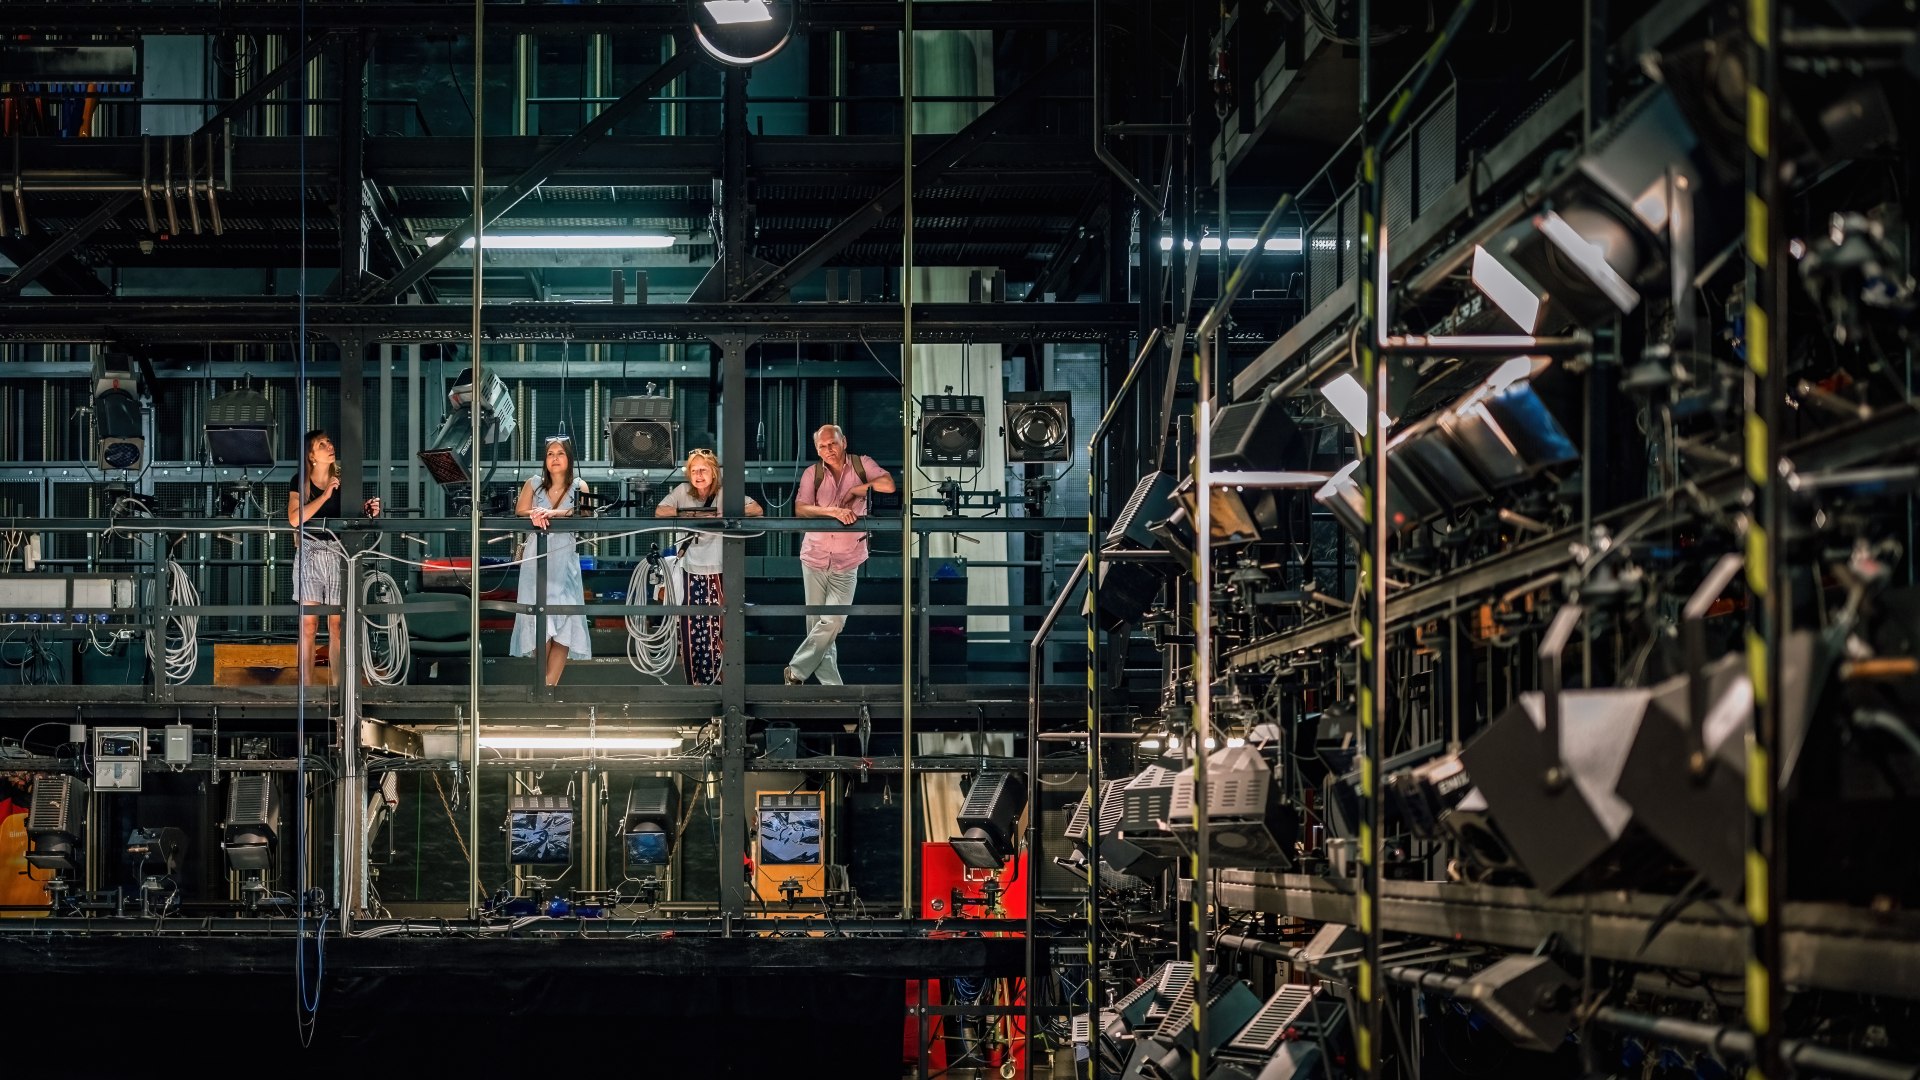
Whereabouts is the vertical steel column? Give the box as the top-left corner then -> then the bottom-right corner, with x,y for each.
337,32 -> 368,297
718,333 -> 751,922
900,0 -> 919,921
465,0 -> 487,921
1353,0 -> 1385,1072
1742,1 -> 1787,1075
338,556 -> 362,928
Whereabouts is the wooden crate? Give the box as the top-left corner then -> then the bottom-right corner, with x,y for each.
212,643 -> 322,686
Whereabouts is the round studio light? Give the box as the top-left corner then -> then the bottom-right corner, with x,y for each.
690,0 -> 796,67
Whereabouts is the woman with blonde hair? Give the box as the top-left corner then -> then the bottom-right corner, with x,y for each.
512,435 -> 591,685
656,448 -> 762,684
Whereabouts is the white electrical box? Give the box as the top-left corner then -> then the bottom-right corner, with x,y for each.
93,727 -> 146,791
164,724 -> 192,764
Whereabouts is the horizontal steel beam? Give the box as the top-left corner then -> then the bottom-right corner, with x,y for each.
0,299 -> 1288,344
0,3 -> 1097,34
1208,870 -> 1920,1001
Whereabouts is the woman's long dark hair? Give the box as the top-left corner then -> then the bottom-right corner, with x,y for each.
541,437 -> 578,496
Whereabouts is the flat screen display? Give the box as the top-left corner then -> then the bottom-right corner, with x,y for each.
756,808 -> 821,866
509,809 -> 575,865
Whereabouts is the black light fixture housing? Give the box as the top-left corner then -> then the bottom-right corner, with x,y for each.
1003,390 -> 1073,463
93,351 -> 146,472
25,775 -> 87,874
919,393 -> 987,468
608,390 -> 677,468
622,776 -> 681,873
950,770 -> 1028,870
420,367 -> 517,487
204,385 -> 278,467
221,772 -> 281,873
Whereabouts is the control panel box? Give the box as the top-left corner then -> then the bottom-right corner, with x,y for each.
92,727 -> 146,791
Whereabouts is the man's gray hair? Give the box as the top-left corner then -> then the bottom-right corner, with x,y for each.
814,424 -> 848,447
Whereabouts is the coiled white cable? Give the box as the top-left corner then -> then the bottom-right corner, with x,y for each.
146,559 -> 199,684
358,566 -> 411,686
625,555 -> 678,678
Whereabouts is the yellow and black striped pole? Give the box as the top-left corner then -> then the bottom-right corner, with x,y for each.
1742,0 -> 1787,1076
1353,0 -> 1384,1073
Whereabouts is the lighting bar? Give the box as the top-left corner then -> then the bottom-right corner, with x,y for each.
477,735 -> 684,751
424,234 -> 678,250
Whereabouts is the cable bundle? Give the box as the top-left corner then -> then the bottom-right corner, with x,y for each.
146,559 -> 199,684
358,566 -> 411,686
625,555 -> 678,678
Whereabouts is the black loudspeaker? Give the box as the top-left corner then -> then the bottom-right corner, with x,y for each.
918,393 -> 986,467
1004,390 -> 1073,462
608,394 -> 676,467
1211,392 -> 1302,472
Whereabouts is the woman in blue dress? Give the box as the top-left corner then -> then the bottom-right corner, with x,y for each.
511,436 -> 591,685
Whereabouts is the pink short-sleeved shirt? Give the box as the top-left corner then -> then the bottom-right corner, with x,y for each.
797,455 -> 890,571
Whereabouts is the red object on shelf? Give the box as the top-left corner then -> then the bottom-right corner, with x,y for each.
421,557 -> 517,601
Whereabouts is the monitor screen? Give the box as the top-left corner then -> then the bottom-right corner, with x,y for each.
756,808 -> 821,866
509,809 -> 575,865
625,829 -> 670,868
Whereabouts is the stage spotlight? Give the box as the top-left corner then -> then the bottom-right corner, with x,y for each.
221,772 -> 281,873
203,385 -> 278,467
950,770 -> 1027,870
1088,471 -> 1180,631
25,775 -> 88,874
1460,956 -> 1577,1053
607,389 -> 677,468
92,352 -> 145,473
1114,762 -> 1185,861
1004,390 -> 1072,463
622,776 -> 681,874
1485,85 -> 1740,331
420,367 -> 516,487
1438,374 -> 1578,491
690,0 -> 795,66
123,825 -> 185,883
919,393 -> 987,468
1167,745 -> 1300,869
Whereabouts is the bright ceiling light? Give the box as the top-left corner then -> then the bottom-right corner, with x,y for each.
478,735 -> 684,751
425,234 -> 678,251
704,0 -> 772,24
1157,236 -> 1304,253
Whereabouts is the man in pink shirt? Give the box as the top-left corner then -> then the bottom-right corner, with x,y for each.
785,424 -> 896,685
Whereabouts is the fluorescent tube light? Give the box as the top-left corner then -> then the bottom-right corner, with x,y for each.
478,735 -> 683,751
425,234 -> 678,251
704,0 -> 773,25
